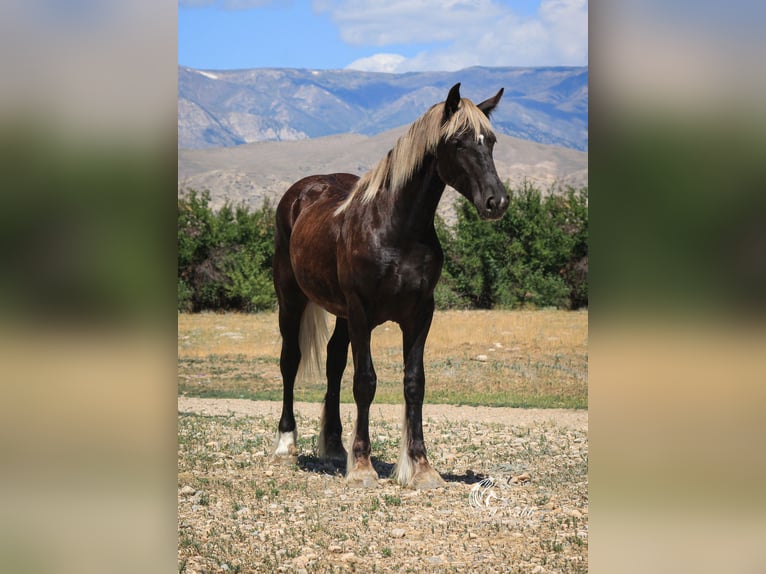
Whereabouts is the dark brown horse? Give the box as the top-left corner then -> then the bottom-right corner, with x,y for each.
273,83 -> 508,489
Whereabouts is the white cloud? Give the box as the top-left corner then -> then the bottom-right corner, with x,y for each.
314,0 -> 506,46
315,0 -> 587,71
346,53 -> 407,73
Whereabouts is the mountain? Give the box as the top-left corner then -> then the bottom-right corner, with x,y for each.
178,66 -> 588,151
178,127 -> 587,225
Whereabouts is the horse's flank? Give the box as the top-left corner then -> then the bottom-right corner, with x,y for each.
334,99 -> 495,215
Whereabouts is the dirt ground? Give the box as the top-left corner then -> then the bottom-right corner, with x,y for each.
179,397 -> 587,429
178,397 -> 588,573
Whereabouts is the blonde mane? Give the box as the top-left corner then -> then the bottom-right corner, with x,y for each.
335,98 -> 494,215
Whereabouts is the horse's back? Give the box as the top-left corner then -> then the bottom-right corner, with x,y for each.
277,173 -> 358,230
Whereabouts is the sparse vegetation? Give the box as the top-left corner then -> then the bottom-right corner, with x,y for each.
177,405 -> 588,573
178,309 -> 587,409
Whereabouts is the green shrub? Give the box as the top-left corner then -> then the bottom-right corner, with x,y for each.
177,278 -> 193,313
177,182 -> 587,313
177,190 -> 276,312
437,182 -> 587,310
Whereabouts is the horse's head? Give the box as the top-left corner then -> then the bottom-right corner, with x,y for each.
436,83 -> 509,221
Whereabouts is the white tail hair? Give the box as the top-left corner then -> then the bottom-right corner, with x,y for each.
393,407 -> 416,486
296,302 -> 330,384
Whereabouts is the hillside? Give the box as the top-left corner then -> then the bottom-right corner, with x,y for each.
178,126 -> 587,224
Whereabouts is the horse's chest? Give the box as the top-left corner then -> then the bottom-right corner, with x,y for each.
379,244 -> 442,295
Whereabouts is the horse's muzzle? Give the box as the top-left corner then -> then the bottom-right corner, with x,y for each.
480,191 -> 509,220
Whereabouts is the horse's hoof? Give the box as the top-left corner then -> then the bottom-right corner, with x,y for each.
271,444 -> 298,466
408,468 -> 446,490
272,452 -> 298,466
345,465 -> 379,488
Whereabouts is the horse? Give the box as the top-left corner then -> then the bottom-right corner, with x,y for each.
272,83 -> 508,489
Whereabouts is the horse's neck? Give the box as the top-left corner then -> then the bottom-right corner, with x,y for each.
389,155 -> 445,235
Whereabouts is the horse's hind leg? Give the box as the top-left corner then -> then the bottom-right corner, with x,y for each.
395,298 -> 445,489
345,301 -> 380,488
318,317 -> 349,460
274,297 -> 306,462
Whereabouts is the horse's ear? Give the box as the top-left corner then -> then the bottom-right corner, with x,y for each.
445,83 -> 461,118
477,87 -> 504,118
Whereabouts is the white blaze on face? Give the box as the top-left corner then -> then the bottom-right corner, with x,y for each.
478,134 -> 485,146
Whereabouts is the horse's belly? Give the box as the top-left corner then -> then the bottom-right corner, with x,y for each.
292,265 -> 346,316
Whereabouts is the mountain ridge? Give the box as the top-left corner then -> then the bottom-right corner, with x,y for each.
178,65 -> 588,151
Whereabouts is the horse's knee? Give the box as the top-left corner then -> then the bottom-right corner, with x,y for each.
403,374 -> 425,404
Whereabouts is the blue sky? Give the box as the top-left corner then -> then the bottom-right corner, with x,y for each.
179,0 -> 588,72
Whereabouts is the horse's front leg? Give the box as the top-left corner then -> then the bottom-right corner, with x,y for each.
395,298 -> 446,489
345,303 -> 379,488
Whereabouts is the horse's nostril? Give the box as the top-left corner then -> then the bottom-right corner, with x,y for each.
486,196 -> 496,211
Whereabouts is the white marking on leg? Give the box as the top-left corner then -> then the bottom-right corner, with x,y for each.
394,406 -> 416,487
274,429 -> 297,456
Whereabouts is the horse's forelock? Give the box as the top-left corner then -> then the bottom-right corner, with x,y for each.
441,99 -> 494,141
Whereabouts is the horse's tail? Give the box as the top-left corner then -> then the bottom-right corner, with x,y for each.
296,302 -> 330,384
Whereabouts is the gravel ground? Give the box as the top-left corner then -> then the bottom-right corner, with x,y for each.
178,398 -> 588,573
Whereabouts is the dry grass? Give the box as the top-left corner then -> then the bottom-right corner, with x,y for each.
178,402 -> 589,573
178,310 -> 587,409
